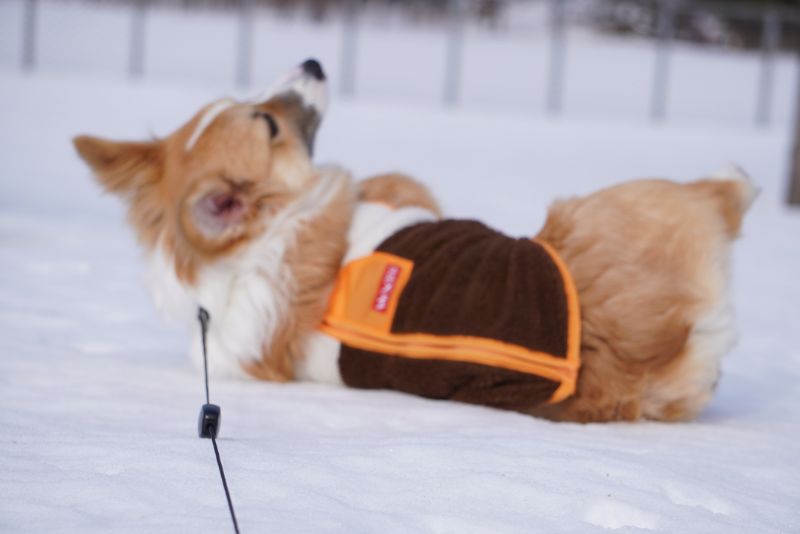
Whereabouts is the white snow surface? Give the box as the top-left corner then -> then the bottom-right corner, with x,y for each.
2,68 -> 800,533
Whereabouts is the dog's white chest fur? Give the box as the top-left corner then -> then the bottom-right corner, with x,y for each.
146,171 -> 336,378
147,223 -> 296,378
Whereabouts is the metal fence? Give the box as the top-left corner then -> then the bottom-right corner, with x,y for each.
15,0 -> 800,127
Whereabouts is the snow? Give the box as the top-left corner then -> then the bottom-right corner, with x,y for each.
2,69 -> 799,533
2,2 -> 800,532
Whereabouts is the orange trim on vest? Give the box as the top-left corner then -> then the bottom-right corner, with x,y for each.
322,244 -> 581,404
533,238 -> 582,402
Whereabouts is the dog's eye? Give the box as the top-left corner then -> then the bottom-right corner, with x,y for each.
253,111 -> 279,139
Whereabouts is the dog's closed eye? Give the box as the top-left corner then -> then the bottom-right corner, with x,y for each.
252,111 -> 279,139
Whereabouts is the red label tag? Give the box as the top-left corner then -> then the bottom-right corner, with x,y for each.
372,263 -> 402,312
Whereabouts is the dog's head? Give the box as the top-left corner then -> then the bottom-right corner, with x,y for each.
74,59 -> 328,280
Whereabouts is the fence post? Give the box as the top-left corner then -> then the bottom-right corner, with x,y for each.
546,0 -> 566,115
756,8 -> 781,127
236,0 -> 255,88
443,0 -> 465,106
21,0 -> 37,72
339,0 -> 359,98
129,0 -> 147,79
788,52 -> 800,206
651,0 -> 674,122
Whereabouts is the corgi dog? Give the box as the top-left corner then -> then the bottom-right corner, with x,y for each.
74,59 -> 754,423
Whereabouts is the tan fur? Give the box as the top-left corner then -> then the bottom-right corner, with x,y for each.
531,178 -> 750,422
75,96 -> 351,379
358,173 -> 442,216
245,180 -> 356,381
75,73 -> 751,422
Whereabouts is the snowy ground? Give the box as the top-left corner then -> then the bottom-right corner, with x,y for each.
1,67 -> 799,532
2,1 -> 800,528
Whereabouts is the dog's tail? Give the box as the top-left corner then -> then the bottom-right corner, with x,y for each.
701,163 -> 758,238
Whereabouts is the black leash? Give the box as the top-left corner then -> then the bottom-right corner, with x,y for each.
197,307 -> 241,534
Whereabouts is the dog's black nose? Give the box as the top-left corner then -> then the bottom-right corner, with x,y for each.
301,59 -> 325,81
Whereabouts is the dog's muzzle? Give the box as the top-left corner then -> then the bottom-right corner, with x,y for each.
257,58 -> 328,117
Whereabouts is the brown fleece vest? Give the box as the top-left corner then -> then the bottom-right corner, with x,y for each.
320,219 -> 581,413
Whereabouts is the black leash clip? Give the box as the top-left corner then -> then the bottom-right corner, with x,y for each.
199,403 -> 221,439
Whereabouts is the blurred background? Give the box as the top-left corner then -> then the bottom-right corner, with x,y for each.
1,0 -> 799,218
3,0 -> 799,124
0,0 -> 800,225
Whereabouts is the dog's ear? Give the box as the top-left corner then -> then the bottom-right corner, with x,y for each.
189,186 -> 250,239
73,135 -> 162,196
